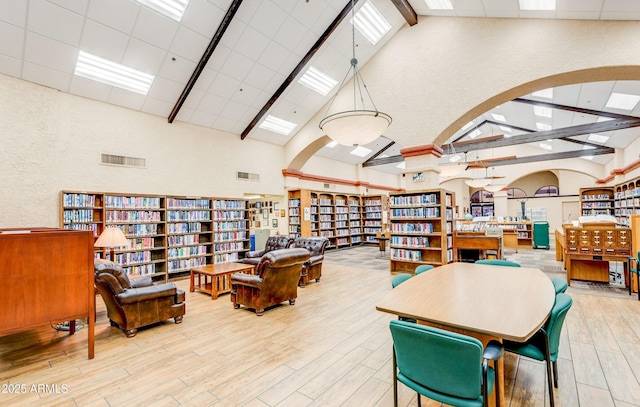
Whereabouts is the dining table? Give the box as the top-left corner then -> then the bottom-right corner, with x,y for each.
376,262 -> 556,407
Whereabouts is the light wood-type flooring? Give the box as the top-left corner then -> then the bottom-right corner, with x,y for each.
1,245 -> 640,406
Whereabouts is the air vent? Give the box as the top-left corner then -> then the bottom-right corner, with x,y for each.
324,183 -> 335,190
237,171 -> 260,181
101,153 -> 146,168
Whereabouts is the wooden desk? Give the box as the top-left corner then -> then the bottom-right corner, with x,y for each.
376,262 -> 555,406
190,262 -> 254,299
453,233 -> 502,261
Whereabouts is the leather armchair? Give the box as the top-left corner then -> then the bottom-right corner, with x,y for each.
231,248 -> 309,316
94,259 -> 185,337
242,235 -> 295,266
293,237 -> 329,286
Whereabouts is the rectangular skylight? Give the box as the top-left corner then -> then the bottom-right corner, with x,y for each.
325,141 -> 338,148
350,146 -> 372,157
352,1 -> 391,45
532,88 -> 553,99
298,66 -> 338,96
519,0 -> 556,11
424,0 -> 453,9
136,0 -> 189,22
462,121 -> 474,130
587,133 -> 609,144
259,115 -> 297,136
468,129 -> 482,139
536,122 -> 552,131
539,142 -> 553,150
74,51 -> 154,95
605,92 -> 640,110
491,113 -> 506,122
533,106 -> 552,118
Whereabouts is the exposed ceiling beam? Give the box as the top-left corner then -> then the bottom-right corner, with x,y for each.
486,147 -> 614,167
390,0 -> 418,26
513,97 -> 640,121
362,154 -> 403,167
449,118 -> 640,153
240,0 -> 359,140
364,140 -> 396,164
168,0 -> 243,123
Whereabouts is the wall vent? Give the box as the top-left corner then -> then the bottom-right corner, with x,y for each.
324,183 -> 335,190
237,171 -> 260,181
101,153 -> 146,168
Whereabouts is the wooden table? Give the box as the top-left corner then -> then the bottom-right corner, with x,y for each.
190,263 -> 254,300
376,262 -> 555,406
453,233 -> 502,261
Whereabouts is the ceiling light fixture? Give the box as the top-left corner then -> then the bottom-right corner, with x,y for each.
424,0 -> 453,10
259,115 -> 297,135
351,2 -> 391,45
319,0 -> 392,146
136,0 -> 189,22
298,66 -> 338,96
605,92 -> 640,110
74,51 -> 154,95
519,0 -> 556,11
484,184 -> 507,193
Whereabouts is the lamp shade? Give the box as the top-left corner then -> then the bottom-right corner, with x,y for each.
94,226 -> 129,248
465,178 -> 491,188
484,184 -> 507,193
320,110 -> 391,146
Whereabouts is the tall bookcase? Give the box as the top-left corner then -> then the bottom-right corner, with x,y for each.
348,195 -> 362,245
614,178 -> 640,226
389,189 -> 455,273
363,195 -> 384,243
580,187 -> 615,217
60,190 -> 249,280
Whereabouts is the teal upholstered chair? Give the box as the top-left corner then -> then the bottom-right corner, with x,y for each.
551,278 -> 568,294
390,320 -> 504,407
475,259 -> 521,267
391,273 -> 412,288
629,251 -> 639,300
503,293 -> 573,407
414,264 -> 434,275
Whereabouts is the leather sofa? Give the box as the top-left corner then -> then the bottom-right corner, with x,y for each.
294,237 -> 329,286
231,248 -> 309,316
242,235 -> 295,266
94,259 -> 185,337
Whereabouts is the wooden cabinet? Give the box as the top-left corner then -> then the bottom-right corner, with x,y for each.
580,187 -> 615,217
0,228 -> 95,359
389,189 -> 455,273
60,190 -> 249,280
455,220 -> 532,251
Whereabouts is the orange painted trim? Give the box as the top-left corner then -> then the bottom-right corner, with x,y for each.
400,144 -> 444,158
596,158 -> 640,184
281,169 -> 404,192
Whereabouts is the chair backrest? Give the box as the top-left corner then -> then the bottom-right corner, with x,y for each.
414,264 -> 434,275
544,293 -> 573,359
256,248 -> 310,286
390,320 -> 484,400
475,259 -> 521,267
551,277 -> 568,294
94,258 -> 131,294
293,237 -> 328,256
264,235 -> 295,253
391,273 -> 412,288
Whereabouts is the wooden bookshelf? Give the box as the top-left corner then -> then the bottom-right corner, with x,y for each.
614,178 -> 640,227
363,195 -> 384,244
60,190 -> 249,280
389,189 -> 455,273
580,187 -> 615,217
348,195 -> 362,245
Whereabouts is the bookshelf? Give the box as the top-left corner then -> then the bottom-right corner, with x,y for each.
363,195 -> 384,244
348,195 -> 362,245
334,194 -> 350,248
389,189 -> 455,273
580,187 -> 615,217
614,178 -> 640,226
60,190 -> 249,280
318,193 -> 336,248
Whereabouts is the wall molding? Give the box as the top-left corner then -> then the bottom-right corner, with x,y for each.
282,169 -> 404,192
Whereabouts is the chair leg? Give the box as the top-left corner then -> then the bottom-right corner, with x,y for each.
417,393 -> 421,407
392,346 -> 398,407
543,333 -> 555,407
553,360 -> 558,388
494,358 -> 501,407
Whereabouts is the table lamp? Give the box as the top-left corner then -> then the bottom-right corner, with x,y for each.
94,226 -> 129,262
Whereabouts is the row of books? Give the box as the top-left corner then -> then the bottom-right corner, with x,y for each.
289,208 -> 301,216
123,263 -> 156,276
166,210 -> 211,221
391,223 -> 437,234
390,248 -> 423,262
391,207 -> 440,218
63,209 -> 95,223
336,207 -> 349,213
105,196 -> 161,209
336,229 -> 349,236
63,223 -> 98,237
582,194 -> 613,201
168,234 -> 201,247
582,202 -> 612,208
168,257 -> 206,272
167,222 -> 202,234
390,236 -> 432,248
106,210 -> 162,223
364,200 -> 382,206
213,200 -> 246,209
63,193 -> 99,208
128,237 -> 157,250
118,224 -> 159,236
337,238 -> 349,245
213,210 -> 246,220
166,198 -> 211,209
167,245 -> 208,259
214,242 -> 246,253
289,198 -> 301,208
214,231 -> 247,241
213,220 -> 248,231
390,194 -> 439,206
113,250 -> 153,265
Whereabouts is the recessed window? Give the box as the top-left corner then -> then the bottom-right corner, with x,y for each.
535,185 -> 559,197
519,0 -> 555,11
424,0 -> 453,10
352,1 -> 391,45
506,188 -> 527,199
136,0 -> 189,22
74,51 -> 154,95
605,92 -> 640,110
298,66 -> 337,96
350,146 -> 372,157
259,115 -> 297,136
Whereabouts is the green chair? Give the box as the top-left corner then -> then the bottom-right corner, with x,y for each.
390,320 -> 504,407
503,293 -> 573,407
475,259 -> 521,267
391,273 -> 412,288
628,251 -> 639,300
414,264 -> 434,275
551,278 -> 568,294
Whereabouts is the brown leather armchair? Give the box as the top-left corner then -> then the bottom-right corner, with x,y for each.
231,248 -> 309,316
294,237 -> 329,286
242,235 -> 295,266
94,259 -> 185,337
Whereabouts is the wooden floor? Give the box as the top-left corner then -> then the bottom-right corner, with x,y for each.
2,246 -> 640,406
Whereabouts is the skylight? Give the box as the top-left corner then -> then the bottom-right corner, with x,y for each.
532,88 -> 553,99
468,129 -> 482,139
533,106 -> 552,118
74,51 -> 154,95
298,66 -> 337,96
350,146 -> 372,157
587,133 -> 609,144
259,115 -> 297,136
519,0 -> 556,11
136,0 -> 189,22
424,0 -> 453,10
462,121 -> 474,130
352,1 -> 391,45
491,113 -> 506,122
536,122 -> 552,131
325,141 -> 338,148
605,92 -> 640,110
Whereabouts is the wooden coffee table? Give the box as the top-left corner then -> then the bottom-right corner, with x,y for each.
190,263 -> 254,300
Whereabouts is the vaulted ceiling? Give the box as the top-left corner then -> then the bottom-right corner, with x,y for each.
2,0 -> 640,177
